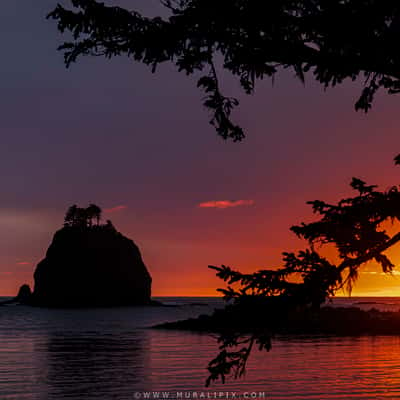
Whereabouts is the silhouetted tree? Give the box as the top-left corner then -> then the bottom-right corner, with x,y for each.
64,204 -> 103,228
48,1 -> 400,384
49,1 -> 400,141
87,203 -> 102,226
64,204 -> 78,227
205,160 -> 400,385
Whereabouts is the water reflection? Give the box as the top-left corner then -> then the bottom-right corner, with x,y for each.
44,330 -> 150,399
3,304 -> 400,399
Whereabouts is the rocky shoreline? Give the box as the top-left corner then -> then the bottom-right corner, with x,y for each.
153,304 -> 400,336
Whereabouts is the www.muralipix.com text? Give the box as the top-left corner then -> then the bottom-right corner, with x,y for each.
134,392 -> 267,399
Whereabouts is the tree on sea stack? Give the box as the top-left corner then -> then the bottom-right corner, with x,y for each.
32,204 -> 152,307
205,159 -> 400,385
87,203 -> 102,226
64,204 -> 102,228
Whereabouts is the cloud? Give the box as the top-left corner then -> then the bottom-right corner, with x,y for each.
198,200 -> 255,209
17,261 -> 30,266
0,209 -> 54,235
104,205 -> 128,214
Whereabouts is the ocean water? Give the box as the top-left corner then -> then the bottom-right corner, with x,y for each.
1,297 -> 400,399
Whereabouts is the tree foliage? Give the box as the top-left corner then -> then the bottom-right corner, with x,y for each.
47,1 -> 400,385
49,0 -> 400,140
64,203 -> 102,227
205,167 -> 400,385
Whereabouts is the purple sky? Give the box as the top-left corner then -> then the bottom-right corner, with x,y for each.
1,1 -> 400,296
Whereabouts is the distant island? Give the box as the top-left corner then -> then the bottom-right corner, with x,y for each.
5,205 -> 154,307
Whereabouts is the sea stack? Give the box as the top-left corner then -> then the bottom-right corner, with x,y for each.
31,205 -> 152,307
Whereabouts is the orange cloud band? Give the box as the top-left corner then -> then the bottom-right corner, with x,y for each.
198,200 -> 255,209
104,205 -> 128,213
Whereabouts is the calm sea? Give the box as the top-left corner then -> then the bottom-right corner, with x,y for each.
1,297 -> 400,399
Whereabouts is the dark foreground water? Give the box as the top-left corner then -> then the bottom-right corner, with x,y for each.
1,297 -> 400,399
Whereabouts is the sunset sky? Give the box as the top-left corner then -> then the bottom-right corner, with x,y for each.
1,1 -> 400,297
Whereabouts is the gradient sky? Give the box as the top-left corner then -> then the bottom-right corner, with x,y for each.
1,1 -> 400,296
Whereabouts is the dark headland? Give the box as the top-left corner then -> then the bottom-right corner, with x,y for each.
154,298 -> 400,336
2,205 -> 156,307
